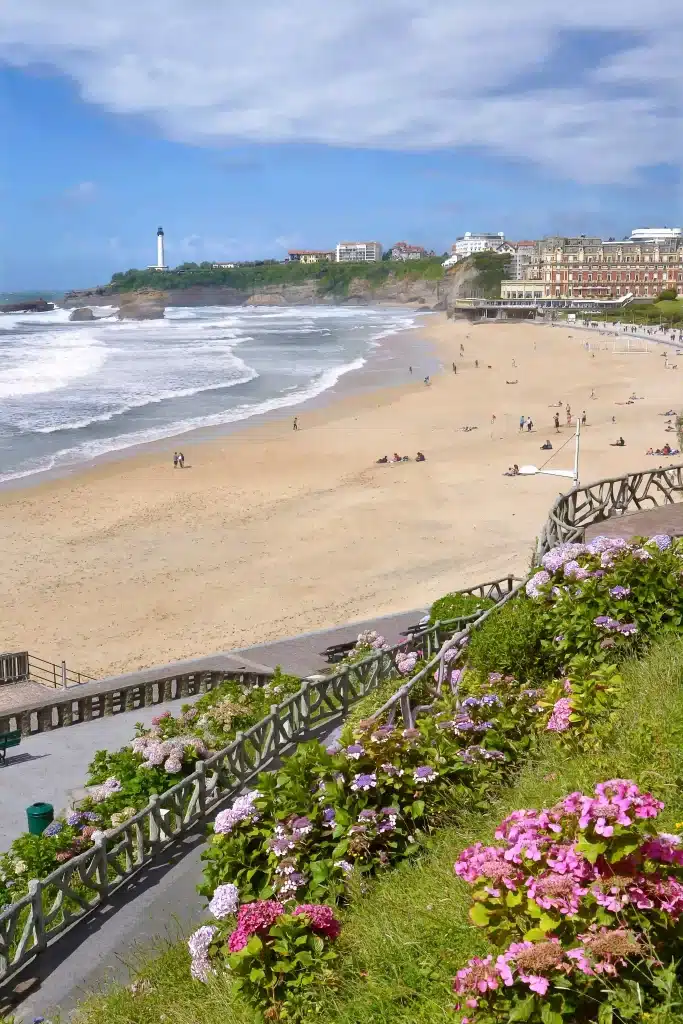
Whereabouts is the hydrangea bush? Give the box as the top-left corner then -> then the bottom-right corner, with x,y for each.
188,891 -> 341,1018
453,780 -> 683,1023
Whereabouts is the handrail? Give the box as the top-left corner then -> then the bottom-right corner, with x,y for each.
537,462 -> 683,558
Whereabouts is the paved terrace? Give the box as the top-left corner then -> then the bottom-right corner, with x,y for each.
1,607 -> 424,1023
584,503 -> 683,542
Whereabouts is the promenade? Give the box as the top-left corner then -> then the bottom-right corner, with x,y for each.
1,607 -> 423,1024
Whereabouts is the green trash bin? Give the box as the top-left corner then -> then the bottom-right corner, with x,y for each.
27,802 -> 54,836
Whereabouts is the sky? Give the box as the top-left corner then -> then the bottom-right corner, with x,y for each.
0,0 -> 682,291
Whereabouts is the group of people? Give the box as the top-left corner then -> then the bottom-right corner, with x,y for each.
646,444 -> 680,457
503,464 -> 521,476
173,451 -> 186,468
377,452 -> 426,464
519,415 -> 534,432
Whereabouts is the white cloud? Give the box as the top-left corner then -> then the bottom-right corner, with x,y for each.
1,0 -> 682,184
63,180 -> 97,202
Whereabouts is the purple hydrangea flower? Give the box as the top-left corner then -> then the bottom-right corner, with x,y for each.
42,821 -> 63,837
351,772 -> 377,791
609,585 -> 631,599
414,765 -> 438,783
208,883 -> 240,920
649,534 -> 672,550
526,570 -> 551,598
345,744 -> 364,760
618,622 -> 638,636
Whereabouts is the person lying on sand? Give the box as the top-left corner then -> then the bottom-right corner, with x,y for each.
661,409 -> 677,416
462,425 -> 478,432
376,455 -> 388,464
506,380 -> 518,385
391,452 -> 402,462
416,452 -> 426,462
610,437 -> 626,447
503,464 -> 520,476
540,441 -> 553,450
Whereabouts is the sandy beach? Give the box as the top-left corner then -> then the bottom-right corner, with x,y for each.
1,313 -> 680,678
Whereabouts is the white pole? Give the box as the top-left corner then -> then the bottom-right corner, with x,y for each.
574,418 -> 581,487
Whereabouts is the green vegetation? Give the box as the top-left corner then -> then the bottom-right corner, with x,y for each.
104,258 -> 445,297
587,297 -> 683,328
429,592 -> 495,624
71,636 -> 683,1024
469,252 -> 512,298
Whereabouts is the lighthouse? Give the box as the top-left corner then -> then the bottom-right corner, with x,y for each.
156,226 -> 167,270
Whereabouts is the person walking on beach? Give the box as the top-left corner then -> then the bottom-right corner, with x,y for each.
519,415 -> 525,432
178,452 -> 185,468
173,452 -> 179,468
566,404 -> 572,426
527,418 -> 533,432
409,366 -> 413,374
554,412 -> 560,432
581,410 -> 587,426
293,417 -> 298,431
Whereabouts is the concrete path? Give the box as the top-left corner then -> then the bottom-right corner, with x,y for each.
2,607 -> 425,1022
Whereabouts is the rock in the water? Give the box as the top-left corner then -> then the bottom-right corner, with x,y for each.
68,306 -> 96,322
117,289 -> 166,320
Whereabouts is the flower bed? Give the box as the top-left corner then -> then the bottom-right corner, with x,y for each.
454,779 -> 683,1023
187,533 -> 683,1020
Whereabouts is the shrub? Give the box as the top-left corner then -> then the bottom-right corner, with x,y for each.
453,779 -> 683,1023
467,598 -> 554,684
189,899 -> 341,1019
430,593 -> 495,625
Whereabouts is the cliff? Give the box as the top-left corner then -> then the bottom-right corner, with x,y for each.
62,262 -> 479,318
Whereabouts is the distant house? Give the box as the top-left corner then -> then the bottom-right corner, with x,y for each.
442,254 -> 459,268
452,231 -> 506,259
212,262 -> 236,269
287,250 -> 335,264
390,241 -> 428,261
335,241 -> 383,262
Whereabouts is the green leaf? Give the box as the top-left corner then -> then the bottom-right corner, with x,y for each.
249,967 -> 265,982
469,902 -> 491,927
539,913 -> 559,932
524,927 -> 548,942
575,836 -> 607,863
412,799 -> 425,817
540,1007 -> 564,1024
506,890 -> 523,907
509,995 -> 536,1021
597,1004 -> 613,1024
246,935 -> 263,954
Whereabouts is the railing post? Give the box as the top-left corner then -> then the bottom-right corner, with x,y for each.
95,836 -> 109,901
148,793 -> 160,842
61,660 -> 67,689
28,878 -> 46,952
195,759 -> 206,815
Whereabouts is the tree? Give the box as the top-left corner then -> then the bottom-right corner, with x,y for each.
656,288 -> 678,302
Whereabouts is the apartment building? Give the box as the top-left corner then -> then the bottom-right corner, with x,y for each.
335,241 -> 383,262
390,241 -> 427,261
452,231 -> 505,259
504,241 -> 536,281
524,235 -> 683,299
287,250 -> 335,264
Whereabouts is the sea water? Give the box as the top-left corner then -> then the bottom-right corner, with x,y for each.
0,304 -> 418,483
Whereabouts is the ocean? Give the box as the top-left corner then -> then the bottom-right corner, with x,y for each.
0,304 -> 420,484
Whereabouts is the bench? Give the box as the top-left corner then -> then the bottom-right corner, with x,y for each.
0,729 -> 21,765
319,641 -> 357,664
399,623 -> 428,637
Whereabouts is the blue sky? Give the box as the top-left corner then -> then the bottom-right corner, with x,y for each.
0,1 -> 681,291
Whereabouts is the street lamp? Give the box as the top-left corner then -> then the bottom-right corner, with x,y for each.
518,419 -> 582,488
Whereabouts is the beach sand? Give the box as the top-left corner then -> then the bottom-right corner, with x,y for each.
1,314 -> 680,678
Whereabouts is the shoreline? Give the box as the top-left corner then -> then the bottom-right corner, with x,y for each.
0,308 -> 437,493
2,312 -> 682,679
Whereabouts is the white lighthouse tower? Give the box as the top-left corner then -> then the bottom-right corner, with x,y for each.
148,226 -> 168,270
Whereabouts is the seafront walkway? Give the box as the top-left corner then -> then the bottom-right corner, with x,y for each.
3,608 -> 424,1024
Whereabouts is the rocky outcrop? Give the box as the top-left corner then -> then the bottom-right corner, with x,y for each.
117,290 -> 166,320
68,307 -> 95,322
62,260 -> 483,317
1,299 -> 55,314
